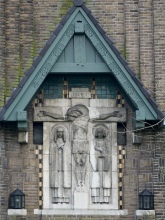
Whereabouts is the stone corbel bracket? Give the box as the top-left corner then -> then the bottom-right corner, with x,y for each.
17,111 -> 28,143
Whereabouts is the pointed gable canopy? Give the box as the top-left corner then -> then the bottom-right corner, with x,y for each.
0,0 -> 164,128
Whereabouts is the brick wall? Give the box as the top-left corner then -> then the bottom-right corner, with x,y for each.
0,1 -> 5,106
0,123 -> 8,220
0,0 -> 165,219
4,116 -> 39,220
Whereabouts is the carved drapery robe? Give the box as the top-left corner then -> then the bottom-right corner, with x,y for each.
49,125 -> 71,203
94,138 -> 110,171
90,125 -> 112,203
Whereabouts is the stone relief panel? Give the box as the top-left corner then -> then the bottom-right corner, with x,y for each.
49,124 -> 71,204
42,101 -> 123,210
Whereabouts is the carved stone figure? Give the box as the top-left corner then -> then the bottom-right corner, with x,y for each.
66,105 -> 89,189
66,104 -> 89,132
50,125 -> 71,203
73,152 -> 87,187
91,124 -> 111,203
94,127 -> 110,171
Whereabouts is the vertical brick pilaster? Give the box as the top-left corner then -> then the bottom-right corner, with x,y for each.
5,0 -> 20,97
152,1 -> 165,209
33,0 -> 61,56
87,0 -> 125,53
153,132 -> 165,219
0,124 -> 8,220
20,0 -> 34,74
125,0 -> 139,74
139,0 -> 155,97
0,1 -> 5,106
113,0 -> 125,54
153,0 -> 165,111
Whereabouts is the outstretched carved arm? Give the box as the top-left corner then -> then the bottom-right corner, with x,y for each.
92,111 -> 122,120
38,111 -> 64,120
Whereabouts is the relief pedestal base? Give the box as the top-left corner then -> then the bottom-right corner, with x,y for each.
34,209 -> 128,216
74,189 -> 88,209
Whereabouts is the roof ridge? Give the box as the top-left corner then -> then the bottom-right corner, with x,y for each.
73,0 -> 84,7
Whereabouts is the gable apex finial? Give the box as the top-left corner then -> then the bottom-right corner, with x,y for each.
73,0 -> 84,7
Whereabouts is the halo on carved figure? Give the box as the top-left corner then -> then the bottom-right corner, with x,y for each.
92,124 -> 109,138
51,124 -> 68,143
66,104 -> 89,121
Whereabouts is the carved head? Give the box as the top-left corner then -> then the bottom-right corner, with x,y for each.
95,127 -> 106,139
66,109 -> 83,121
66,105 -> 89,121
54,127 -> 66,142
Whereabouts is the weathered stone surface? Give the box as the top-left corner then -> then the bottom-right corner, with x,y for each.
42,100 -> 119,211
34,105 -> 126,122
18,132 -> 28,144
8,209 -> 27,216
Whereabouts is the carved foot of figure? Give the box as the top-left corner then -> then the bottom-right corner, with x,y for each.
81,181 -> 85,186
76,184 -> 86,192
77,180 -> 86,187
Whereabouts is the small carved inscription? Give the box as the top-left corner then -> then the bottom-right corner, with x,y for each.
69,91 -> 91,99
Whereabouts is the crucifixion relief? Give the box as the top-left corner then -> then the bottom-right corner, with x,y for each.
40,101 -> 125,209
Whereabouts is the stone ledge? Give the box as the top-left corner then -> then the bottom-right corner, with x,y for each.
136,210 -> 155,216
8,209 -> 27,216
34,209 -> 128,216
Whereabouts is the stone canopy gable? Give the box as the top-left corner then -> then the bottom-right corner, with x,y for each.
0,0 -> 164,128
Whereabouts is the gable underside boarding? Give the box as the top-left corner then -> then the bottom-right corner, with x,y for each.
50,35 -> 110,73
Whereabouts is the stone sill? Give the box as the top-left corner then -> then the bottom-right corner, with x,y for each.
34,209 -> 128,216
8,209 -> 27,216
136,210 -> 155,216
